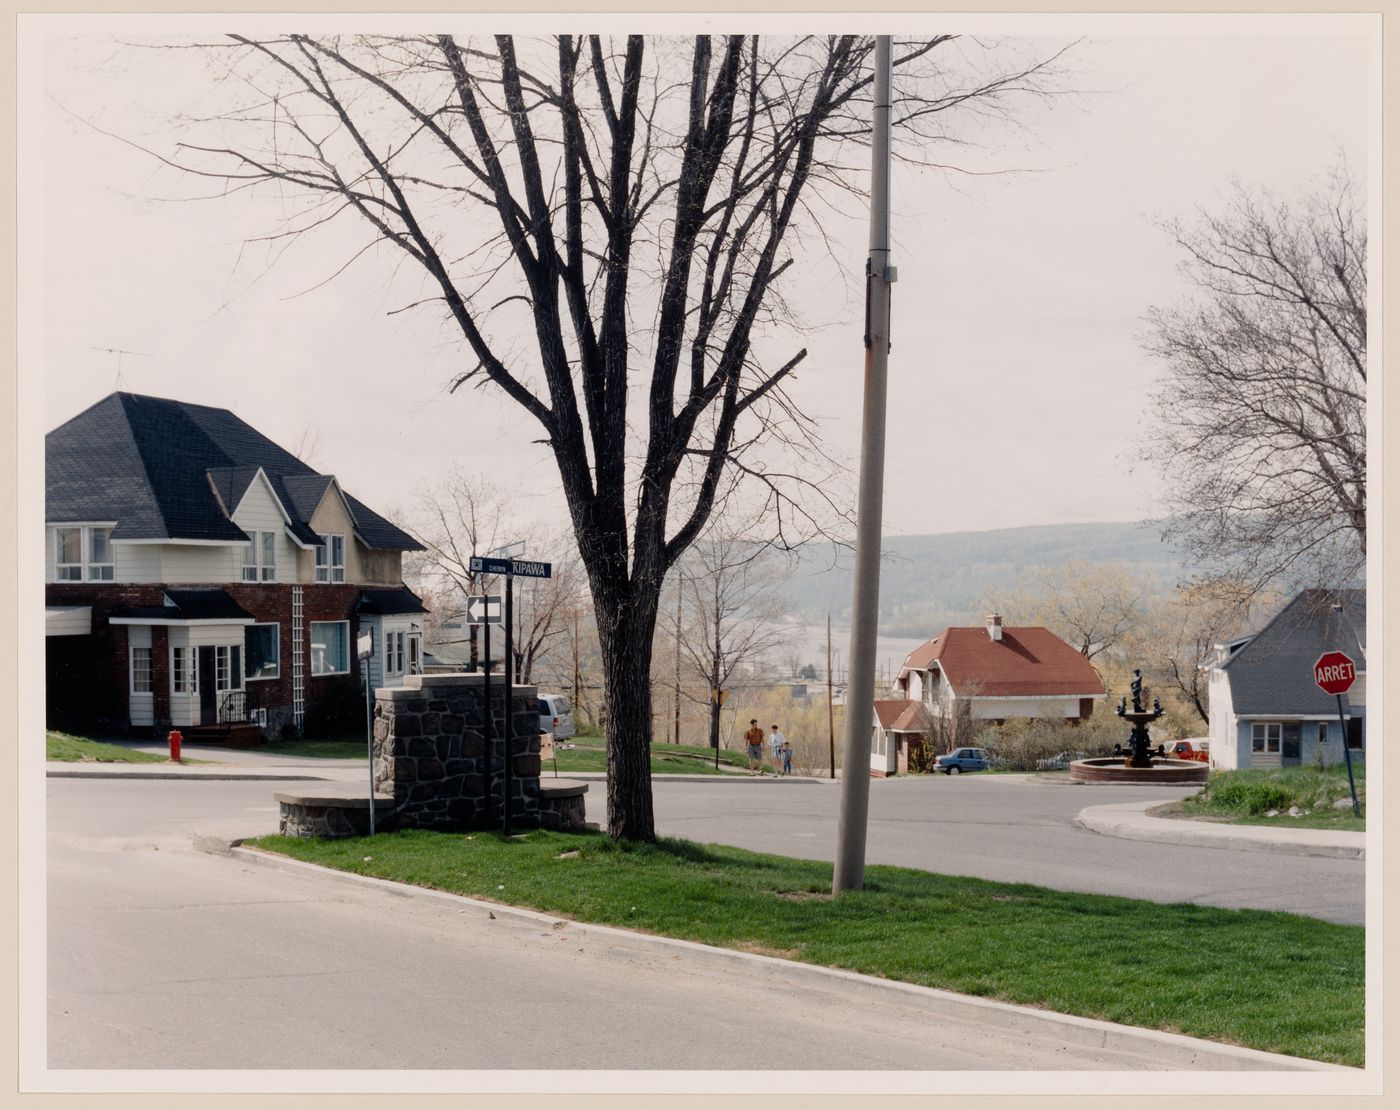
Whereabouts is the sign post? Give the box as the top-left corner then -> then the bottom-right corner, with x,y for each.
358,626 -> 376,835
470,556 -> 552,835
464,593 -> 505,821
1314,650 -> 1361,817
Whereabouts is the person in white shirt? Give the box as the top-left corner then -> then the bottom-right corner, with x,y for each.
769,724 -> 786,776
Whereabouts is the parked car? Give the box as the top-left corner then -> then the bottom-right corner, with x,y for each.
538,694 -> 575,740
1170,739 -> 1210,763
935,747 -> 990,774
1035,750 -> 1088,771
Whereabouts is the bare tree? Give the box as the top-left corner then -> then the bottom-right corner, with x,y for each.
673,522 -> 794,760
145,33 -> 1069,839
1142,164 -> 1366,600
983,560 -> 1147,663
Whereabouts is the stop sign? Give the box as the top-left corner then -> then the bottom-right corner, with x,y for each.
1314,651 -> 1357,696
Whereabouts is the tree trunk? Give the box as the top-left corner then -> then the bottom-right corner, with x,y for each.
597,589 -> 660,841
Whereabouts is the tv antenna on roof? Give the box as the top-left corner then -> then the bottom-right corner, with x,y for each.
91,346 -> 152,392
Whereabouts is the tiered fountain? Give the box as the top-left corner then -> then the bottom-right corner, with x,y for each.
1070,670 -> 1208,785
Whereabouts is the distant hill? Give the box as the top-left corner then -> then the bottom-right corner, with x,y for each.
774,521 -> 1185,637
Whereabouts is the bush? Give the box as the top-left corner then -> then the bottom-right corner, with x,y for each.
1188,767 -> 1364,816
303,676 -> 365,737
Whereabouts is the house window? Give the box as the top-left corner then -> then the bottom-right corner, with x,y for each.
215,645 -> 243,691
130,647 -> 152,694
243,531 -> 277,582
315,534 -> 346,584
310,621 -> 350,675
408,634 -> 421,675
1346,717 -> 1364,750
245,624 -> 280,680
1251,722 -> 1281,753
55,526 -> 113,581
1319,723 -> 1328,744
384,630 -> 406,677
171,646 -> 196,694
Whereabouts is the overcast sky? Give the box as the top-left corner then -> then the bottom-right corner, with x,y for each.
31,17 -> 1372,542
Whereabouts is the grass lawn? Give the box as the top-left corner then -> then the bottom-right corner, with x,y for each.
46,731 -> 171,763
545,740 -> 752,776
262,735 -> 372,760
1166,765 -> 1366,832
249,829 -> 1364,1066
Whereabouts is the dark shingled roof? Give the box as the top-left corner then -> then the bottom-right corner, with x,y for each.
358,586 -> 428,616
1222,589 -> 1367,716
111,589 -> 256,623
46,393 -> 422,551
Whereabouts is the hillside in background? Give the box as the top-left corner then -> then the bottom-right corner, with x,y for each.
774,521 -> 1185,637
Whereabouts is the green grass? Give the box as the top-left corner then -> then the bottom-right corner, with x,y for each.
1178,765 -> 1366,831
46,731 -> 170,763
262,735 -> 372,759
545,740 -> 752,776
248,828 -> 1364,1066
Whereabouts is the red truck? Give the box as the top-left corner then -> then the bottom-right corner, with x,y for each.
1171,740 -> 1210,763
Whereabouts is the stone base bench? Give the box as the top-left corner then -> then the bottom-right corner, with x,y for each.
538,778 -> 589,831
275,784 -> 396,839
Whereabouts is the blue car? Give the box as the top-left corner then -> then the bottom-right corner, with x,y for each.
936,747 -> 991,775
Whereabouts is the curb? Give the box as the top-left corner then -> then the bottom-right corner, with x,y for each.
1076,800 -> 1365,860
210,838 -> 1349,1072
47,768 -> 330,782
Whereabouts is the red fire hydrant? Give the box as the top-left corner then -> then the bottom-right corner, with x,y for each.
168,729 -> 183,764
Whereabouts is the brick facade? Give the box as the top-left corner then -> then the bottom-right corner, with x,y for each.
46,581 -> 375,737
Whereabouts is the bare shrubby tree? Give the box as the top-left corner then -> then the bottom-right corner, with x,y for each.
673,520 -> 794,763
982,560 -> 1147,663
145,33 -> 1070,839
1142,165 -> 1366,602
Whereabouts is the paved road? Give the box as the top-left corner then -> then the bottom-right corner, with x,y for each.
651,774 -> 1365,925
45,775 -> 1350,1072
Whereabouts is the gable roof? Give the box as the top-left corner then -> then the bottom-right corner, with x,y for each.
46,393 -> 422,551
899,626 -> 1105,698
874,699 -> 913,730
1221,589 -> 1366,716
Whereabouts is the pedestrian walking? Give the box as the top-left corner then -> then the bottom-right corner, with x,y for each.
743,719 -> 766,775
781,740 -> 794,776
769,724 -> 786,775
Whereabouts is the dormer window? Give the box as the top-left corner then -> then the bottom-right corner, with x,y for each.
54,525 -> 114,581
242,531 -> 277,582
315,534 -> 346,584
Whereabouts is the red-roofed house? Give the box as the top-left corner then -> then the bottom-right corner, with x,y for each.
872,614 -> 1106,774
871,698 -> 926,776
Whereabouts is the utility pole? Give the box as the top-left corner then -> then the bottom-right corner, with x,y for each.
827,612 -> 836,780
834,36 -> 895,895
674,581 -> 683,744
572,608 -> 581,723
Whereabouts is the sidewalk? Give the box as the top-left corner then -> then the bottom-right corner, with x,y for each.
1076,800 -> 1365,860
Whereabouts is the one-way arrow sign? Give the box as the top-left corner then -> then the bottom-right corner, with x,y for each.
465,595 -> 503,625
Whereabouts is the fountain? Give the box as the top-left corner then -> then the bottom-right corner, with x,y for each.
1070,669 -> 1208,785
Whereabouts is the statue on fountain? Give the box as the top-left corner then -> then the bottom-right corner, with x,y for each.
1113,669 -> 1166,768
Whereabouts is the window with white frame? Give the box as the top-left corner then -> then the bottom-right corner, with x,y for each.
130,647 -> 152,694
242,531 -> 277,582
315,534 -> 346,584
215,645 -> 243,691
245,624 -> 279,680
408,633 -> 421,675
310,621 -> 350,675
384,630 -> 406,677
54,526 -> 113,581
171,646 -> 197,694
1251,722 -> 1281,753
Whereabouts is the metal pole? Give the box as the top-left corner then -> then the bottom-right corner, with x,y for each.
1336,693 -> 1361,817
503,572 -> 514,835
483,615 -> 492,821
827,612 -> 835,780
834,35 -> 895,895
674,583 -> 683,745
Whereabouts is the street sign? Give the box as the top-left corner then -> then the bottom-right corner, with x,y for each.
468,555 -> 552,579
357,628 -> 374,659
1314,651 -> 1357,696
469,555 -> 512,575
466,595 -> 503,625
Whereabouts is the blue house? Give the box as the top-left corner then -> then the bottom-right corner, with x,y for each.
1206,589 -> 1366,770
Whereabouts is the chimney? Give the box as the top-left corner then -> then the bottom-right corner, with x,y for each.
985,613 -> 1003,642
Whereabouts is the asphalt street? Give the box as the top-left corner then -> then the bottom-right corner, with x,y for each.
44,773 -> 1363,1072
650,774 -> 1365,925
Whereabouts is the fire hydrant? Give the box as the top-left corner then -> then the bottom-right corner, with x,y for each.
168,729 -> 183,764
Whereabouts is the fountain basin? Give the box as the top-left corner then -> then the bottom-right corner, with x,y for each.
1069,757 -> 1208,785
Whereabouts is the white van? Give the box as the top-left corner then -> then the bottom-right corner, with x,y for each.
538,694 -> 575,740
